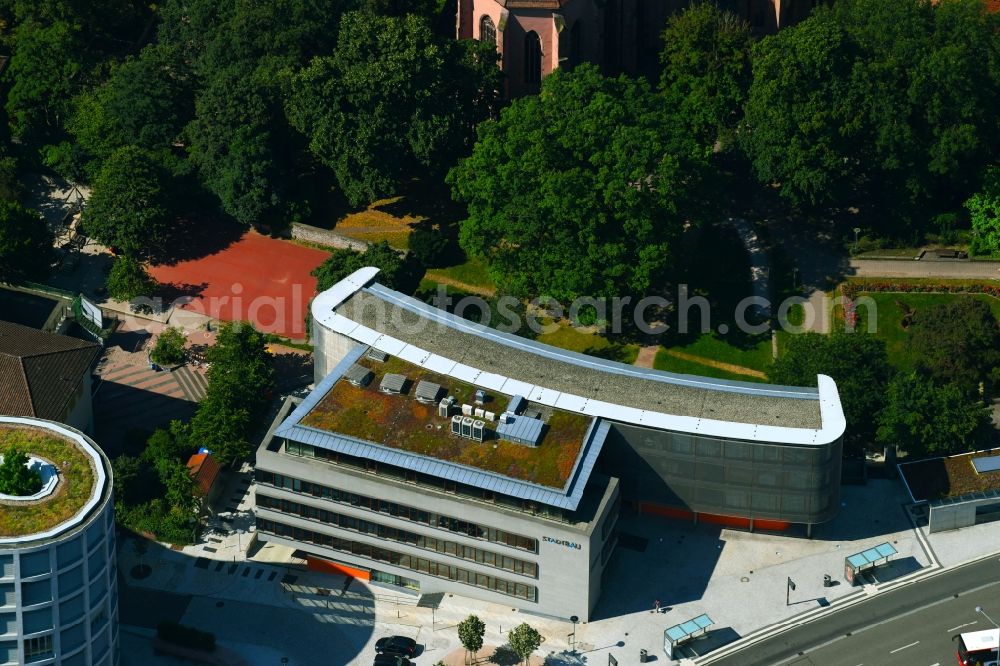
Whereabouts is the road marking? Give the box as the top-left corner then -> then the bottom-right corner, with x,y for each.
948,621 -> 977,632
890,641 -> 919,653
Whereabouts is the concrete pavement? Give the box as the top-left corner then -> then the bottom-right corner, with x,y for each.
697,553 -> 1000,666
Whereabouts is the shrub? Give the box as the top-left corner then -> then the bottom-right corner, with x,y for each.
409,226 -> 459,267
0,445 -> 42,496
151,327 -> 186,366
156,621 -> 216,652
106,255 -> 155,301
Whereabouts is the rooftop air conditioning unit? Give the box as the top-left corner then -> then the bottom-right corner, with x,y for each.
451,414 -> 463,436
484,411 -> 495,422
474,408 -> 485,419
461,416 -> 474,438
472,420 -> 485,442
475,389 -> 486,405
438,398 -> 453,418
462,404 -> 473,416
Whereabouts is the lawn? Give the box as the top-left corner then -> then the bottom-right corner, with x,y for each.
332,196 -> 422,250
535,319 -> 639,365
653,347 -> 767,383
424,256 -> 495,296
0,425 -> 96,537
661,331 -> 773,373
850,292 -> 1000,371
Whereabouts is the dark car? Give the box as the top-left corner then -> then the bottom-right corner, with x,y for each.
375,636 -> 417,657
373,655 -> 411,666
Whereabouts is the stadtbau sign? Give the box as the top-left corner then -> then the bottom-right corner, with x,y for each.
543,536 -> 582,550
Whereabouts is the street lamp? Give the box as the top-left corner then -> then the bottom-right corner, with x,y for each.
569,615 -> 579,652
853,227 -> 861,253
975,606 -> 1000,666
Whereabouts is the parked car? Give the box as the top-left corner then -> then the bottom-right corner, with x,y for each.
373,654 -> 411,666
375,636 -> 417,657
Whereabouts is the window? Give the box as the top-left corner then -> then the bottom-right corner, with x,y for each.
480,15 -> 496,47
24,635 -> 53,662
524,31 -> 541,86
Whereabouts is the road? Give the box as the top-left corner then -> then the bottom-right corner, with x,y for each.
705,555 -> 1000,666
850,259 -> 1000,279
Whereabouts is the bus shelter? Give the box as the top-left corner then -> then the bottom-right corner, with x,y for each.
664,614 -> 714,659
844,542 -> 897,585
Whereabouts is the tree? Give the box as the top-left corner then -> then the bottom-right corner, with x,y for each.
189,322 -> 275,464
0,201 -> 53,285
908,298 -> 1000,396
160,458 -> 198,512
68,43 -> 196,162
506,623 -> 541,666
151,327 -> 187,366
143,424 -> 191,478
83,146 -> 172,256
286,11 -> 501,206
408,226 -> 459,267
967,165 -> 1000,255
0,445 -> 42,496
876,372 -> 992,457
449,64 -> 706,301
659,2 -> 752,152
311,241 -> 425,294
458,615 -> 485,665
187,66 -> 288,227
741,0 -> 1000,220
770,332 -> 892,455
105,255 -> 155,301
4,20 -> 82,143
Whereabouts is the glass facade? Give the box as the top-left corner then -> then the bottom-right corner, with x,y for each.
257,471 -> 539,552
257,494 -> 538,577
258,519 -> 538,601
608,424 -> 843,524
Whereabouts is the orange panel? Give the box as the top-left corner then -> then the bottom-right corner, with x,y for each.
637,502 -> 790,532
306,556 -> 371,580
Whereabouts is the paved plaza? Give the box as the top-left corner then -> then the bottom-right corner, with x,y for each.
114,475 -> 1000,666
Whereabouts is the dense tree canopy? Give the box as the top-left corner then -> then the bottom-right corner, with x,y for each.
187,67 -> 289,227
287,11 -> 501,206
967,166 -> 1000,255
659,2 -> 752,152
450,64 -> 705,301
105,255 -> 154,301
0,445 -> 42,496
742,0 -> 1000,222
83,146 -> 172,256
0,201 -> 52,285
68,44 -> 195,163
876,371 -> 992,457
907,299 -> 1000,396
4,20 -> 83,142
770,332 -> 892,454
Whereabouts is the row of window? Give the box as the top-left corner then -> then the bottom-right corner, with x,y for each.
257,494 -> 538,577
257,470 -> 539,552
282,441 -> 575,523
258,519 -> 538,602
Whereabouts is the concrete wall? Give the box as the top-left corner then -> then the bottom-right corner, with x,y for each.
603,422 -> 843,525
311,323 -> 363,383
255,445 -> 619,621
0,502 -> 118,666
928,496 -> 1000,534
63,375 -> 94,436
289,223 -> 368,252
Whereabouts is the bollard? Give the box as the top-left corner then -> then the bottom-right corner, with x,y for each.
823,574 -> 832,587
639,648 -> 648,663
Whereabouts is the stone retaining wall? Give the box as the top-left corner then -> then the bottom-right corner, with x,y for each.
290,223 -> 368,251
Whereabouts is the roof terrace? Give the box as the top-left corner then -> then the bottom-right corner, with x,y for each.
0,421 -> 103,541
299,353 -> 595,489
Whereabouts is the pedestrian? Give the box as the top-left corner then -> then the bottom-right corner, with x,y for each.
654,599 -> 661,614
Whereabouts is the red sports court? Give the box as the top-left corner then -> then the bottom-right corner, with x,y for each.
149,231 -> 329,339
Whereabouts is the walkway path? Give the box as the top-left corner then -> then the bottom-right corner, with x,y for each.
633,345 -> 659,369
849,258 -> 1000,279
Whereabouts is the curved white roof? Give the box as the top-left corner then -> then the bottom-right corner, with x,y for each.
312,268 -> 846,447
